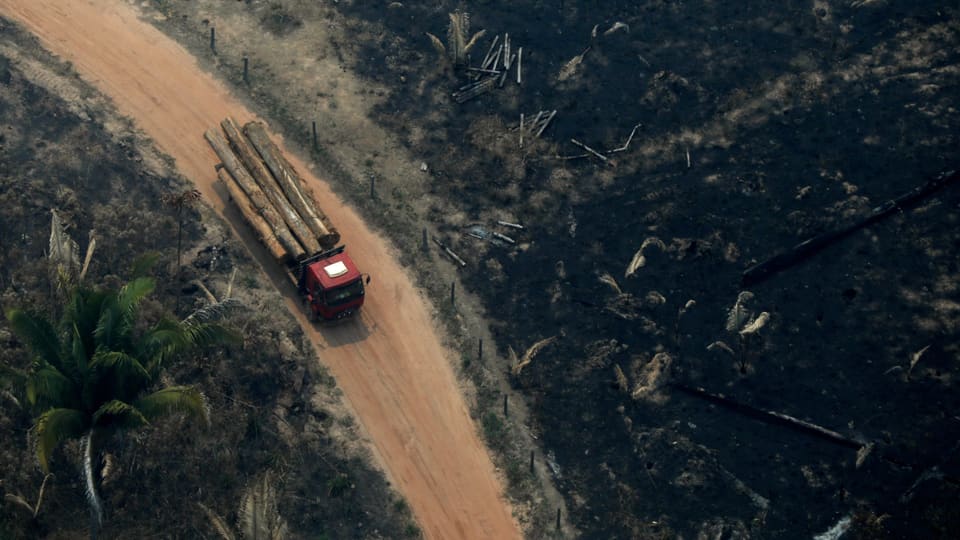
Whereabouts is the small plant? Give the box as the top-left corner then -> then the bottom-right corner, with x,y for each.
708,291 -> 770,374
425,10 -> 486,68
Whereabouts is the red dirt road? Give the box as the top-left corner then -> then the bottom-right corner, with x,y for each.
0,1 -> 521,538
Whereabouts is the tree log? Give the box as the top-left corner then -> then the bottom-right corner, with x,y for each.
217,167 -> 287,263
204,128 -> 306,261
220,117 -> 321,255
243,121 -> 341,249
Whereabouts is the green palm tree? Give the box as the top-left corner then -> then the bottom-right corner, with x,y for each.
5,275 -> 239,536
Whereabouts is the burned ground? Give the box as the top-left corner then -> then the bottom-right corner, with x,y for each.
3,0 -> 958,538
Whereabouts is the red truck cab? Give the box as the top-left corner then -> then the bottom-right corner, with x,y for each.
297,246 -> 367,321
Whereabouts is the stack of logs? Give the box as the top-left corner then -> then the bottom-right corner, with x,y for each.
205,117 -> 339,263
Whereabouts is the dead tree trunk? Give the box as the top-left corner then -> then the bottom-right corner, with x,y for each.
204,128 -> 305,261
220,117 -> 321,255
217,167 -> 287,263
243,121 -> 341,249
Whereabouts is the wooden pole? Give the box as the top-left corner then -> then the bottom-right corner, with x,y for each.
242,57 -> 248,83
209,27 -> 215,53
478,338 -> 483,362
221,118 -> 321,254
217,167 -> 287,262
311,121 -> 318,150
243,121 -> 340,248
529,450 -> 534,473
205,129 -> 304,261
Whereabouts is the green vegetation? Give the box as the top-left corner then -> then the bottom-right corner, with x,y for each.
4,270 -> 237,535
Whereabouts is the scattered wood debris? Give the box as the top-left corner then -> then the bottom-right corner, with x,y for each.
452,32 -> 525,103
557,123 -> 642,162
517,110 -> 557,147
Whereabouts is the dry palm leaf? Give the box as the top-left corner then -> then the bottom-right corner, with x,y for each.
425,32 -> 446,56
739,312 -> 770,336
625,237 -> 666,278
597,272 -> 622,294
512,336 -> 558,376
725,291 -> 754,332
907,345 -> 930,379
198,502 -> 236,540
707,341 -> 736,357
240,472 -> 288,540
855,442 -> 874,469
613,364 -> 629,393
631,352 -> 672,401
447,11 -> 485,65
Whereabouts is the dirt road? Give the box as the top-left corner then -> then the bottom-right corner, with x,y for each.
0,1 -> 521,538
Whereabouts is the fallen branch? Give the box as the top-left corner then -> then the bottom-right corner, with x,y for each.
571,139 -> 609,162
607,123 -> 642,153
742,169 -> 960,287
453,76 -> 497,103
433,238 -> 467,267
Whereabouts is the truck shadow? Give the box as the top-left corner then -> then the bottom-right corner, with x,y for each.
315,313 -> 374,348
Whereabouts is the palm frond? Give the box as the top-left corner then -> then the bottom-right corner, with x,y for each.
116,276 -> 155,325
425,32 -> 445,55
130,251 -> 161,279
91,399 -> 149,429
96,277 -> 155,347
725,291 -> 754,333
135,386 -> 209,426
5,308 -> 62,369
447,11 -> 468,62
462,29 -> 487,56
182,297 -> 244,325
143,315 -> 240,373
89,350 -> 151,387
33,407 -> 86,472
26,365 -> 75,410
48,209 -> 80,286
240,472 -> 288,540
197,502 -> 236,540
63,287 -> 109,353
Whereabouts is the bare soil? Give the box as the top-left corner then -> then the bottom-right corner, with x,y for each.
0,1 -> 521,539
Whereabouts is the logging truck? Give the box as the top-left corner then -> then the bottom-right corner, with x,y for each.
205,117 -> 368,321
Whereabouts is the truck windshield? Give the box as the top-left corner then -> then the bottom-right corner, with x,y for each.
324,278 -> 364,306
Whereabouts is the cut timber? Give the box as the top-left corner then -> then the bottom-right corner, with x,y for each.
671,383 -> 865,450
204,128 -> 306,261
243,121 -> 341,249
217,167 -> 286,262
743,169 -> 960,286
220,117 -> 322,255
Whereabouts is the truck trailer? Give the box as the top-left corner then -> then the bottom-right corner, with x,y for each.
205,117 -> 367,320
